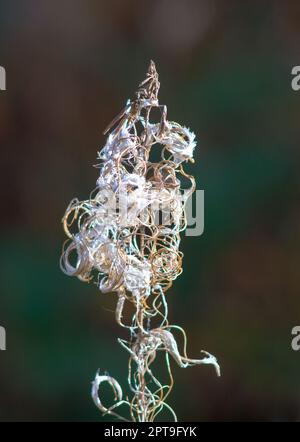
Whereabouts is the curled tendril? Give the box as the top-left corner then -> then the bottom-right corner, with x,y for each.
61,61 -> 220,422
91,371 -> 130,422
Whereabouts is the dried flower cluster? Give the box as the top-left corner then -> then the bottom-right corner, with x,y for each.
60,61 -> 220,422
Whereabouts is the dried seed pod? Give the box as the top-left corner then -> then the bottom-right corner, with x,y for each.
61,61 -> 220,422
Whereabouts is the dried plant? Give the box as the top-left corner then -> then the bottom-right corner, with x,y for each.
60,61 -> 220,422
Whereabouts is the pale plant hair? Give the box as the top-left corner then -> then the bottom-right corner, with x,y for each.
60,61 -> 220,422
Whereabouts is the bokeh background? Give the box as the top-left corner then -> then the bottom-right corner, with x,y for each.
0,0 -> 300,421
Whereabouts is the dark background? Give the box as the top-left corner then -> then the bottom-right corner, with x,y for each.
0,0 -> 300,421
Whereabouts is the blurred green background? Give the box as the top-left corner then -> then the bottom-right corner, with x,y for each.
0,0 -> 300,421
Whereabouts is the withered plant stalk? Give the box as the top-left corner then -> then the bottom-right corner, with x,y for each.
60,61 -> 220,422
